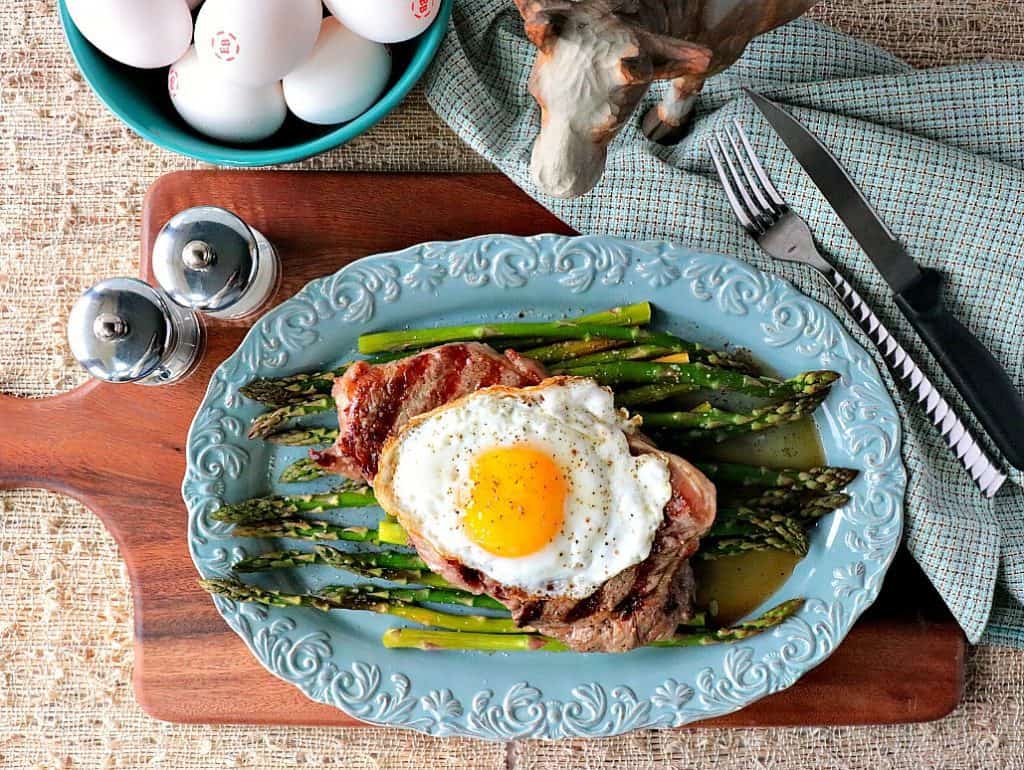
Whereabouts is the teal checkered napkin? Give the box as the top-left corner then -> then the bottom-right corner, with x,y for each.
422,4 -> 1024,645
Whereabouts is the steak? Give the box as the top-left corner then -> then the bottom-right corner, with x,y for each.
401,432 -> 717,652
311,342 -> 546,482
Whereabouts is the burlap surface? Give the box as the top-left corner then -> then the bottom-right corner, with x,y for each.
2,2 -> 1023,768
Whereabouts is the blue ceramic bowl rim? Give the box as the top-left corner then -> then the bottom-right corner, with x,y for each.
58,0 -> 454,166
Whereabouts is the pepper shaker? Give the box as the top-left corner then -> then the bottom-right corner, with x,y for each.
68,277 -> 204,386
152,206 -> 280,320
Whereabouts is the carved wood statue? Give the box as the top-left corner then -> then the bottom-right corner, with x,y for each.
514,0 -> 819,198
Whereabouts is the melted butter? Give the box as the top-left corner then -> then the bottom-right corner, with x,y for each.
701,416 -> 826,470
694,550 -> 802,625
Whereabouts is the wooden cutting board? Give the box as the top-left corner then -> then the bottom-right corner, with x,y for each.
0,171 -> 965,728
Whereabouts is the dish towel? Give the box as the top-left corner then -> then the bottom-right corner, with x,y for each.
422,3 -> 1024,646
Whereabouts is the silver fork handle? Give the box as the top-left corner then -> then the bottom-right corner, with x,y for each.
822,267 -> 1006,498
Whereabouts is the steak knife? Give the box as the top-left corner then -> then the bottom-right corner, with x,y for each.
747,89 -> 1024,473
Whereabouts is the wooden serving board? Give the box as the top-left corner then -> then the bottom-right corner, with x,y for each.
0,171 -> 965,728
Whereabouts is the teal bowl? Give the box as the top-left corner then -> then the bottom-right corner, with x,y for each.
59,0 -> 453,166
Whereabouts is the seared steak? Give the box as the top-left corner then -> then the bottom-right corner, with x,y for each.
311,342 -> 546,482
401,432 -> 717,652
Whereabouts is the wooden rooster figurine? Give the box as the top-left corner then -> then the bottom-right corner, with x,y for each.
514,0 -> 819,198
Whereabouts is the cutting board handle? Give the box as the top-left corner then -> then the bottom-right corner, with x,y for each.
0,383 -> 109,499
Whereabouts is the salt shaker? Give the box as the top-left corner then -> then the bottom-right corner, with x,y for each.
68,277 -> 204,386
152,206 -> 280,320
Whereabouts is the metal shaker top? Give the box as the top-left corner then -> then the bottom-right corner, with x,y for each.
152,206 -> 259,314
67,277 -> 176,383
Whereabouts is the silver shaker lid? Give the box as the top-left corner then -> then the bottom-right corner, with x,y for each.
152,206 -> 258,313
68,277 -> 174,383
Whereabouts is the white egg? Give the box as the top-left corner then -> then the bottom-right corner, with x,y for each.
194,0 -> 322,87
324,0 -> 441,44
66,0 -> 192,69
168,47 -> 287,143
283,18 -> 391,126
375,379 -> 672,598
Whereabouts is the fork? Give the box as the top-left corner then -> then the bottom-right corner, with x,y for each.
708,119 -> 1006,498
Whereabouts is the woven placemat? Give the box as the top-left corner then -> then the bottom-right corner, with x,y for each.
2,2 -> 1023,768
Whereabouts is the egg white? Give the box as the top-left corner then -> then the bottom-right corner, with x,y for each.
383,379 -> 672,598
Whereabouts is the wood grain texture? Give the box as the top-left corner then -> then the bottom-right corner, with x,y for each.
0,171 -> 964,728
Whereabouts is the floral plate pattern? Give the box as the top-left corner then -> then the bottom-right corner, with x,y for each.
184,235 -> 905,739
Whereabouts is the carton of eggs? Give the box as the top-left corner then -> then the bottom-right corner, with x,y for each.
66,0 -> 193,69
66,0 -> 437,145
324,0 -> 442,44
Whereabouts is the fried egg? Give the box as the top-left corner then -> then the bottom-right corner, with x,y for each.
373,378 -> 672,598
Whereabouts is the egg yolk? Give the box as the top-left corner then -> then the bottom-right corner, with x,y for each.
462,445 -> 567,558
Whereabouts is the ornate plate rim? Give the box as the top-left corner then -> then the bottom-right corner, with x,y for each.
184,234 -> 906,739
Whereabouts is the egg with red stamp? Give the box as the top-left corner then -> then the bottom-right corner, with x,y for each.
324,0 -> 441,44
168,47 -> 287,143
65,0 -> 193,69
194,0 -> 323,87
283,18 -> 392,126
373,378 -> 673,599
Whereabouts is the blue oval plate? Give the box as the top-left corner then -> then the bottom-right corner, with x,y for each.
184,235 -> 905,739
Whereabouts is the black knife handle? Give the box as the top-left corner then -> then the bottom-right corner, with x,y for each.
895,268 -> 1024,470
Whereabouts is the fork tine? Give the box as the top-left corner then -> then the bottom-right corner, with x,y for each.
732,119 -> 787,209
725,125 -> 774,215
707,138 -> 758,233
714,133 -> 769,228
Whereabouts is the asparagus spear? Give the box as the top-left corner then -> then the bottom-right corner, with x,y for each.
360,322 -> 685,355
229,510 -> 405,545
265,426 -> 339,446
231,518 -> 407,545
358,303 -> 653,354
707,508 -> 809,554
554,343 -> 758,374
565,362 -> 839,400
650,597 -> 806,646
322,584 -> 507,611
471,304 -> 656,357
575,302 -> 653,325
555,344 -> 677,368
642,391 -> 828,443
240,352 -> 411,407
615,382 -> 698,407
233,546 -> 429,574
381,598 -> 805,651
639,393 -> 818,429
710,509 -> 808,552
793,492 -> 851,520
212,580 -> 507,611
699,528 -> 808,559
280,457 -> 329,483
696,462 -> 858,492
383,629 -> 568,652
200,578 -> 526,633
230,545 -> 459,588
247,396 -> 336,439
231,519 -> 376,543
212,489 -> 378,524
521,338 -> 630,364
240,368 -> 346,407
